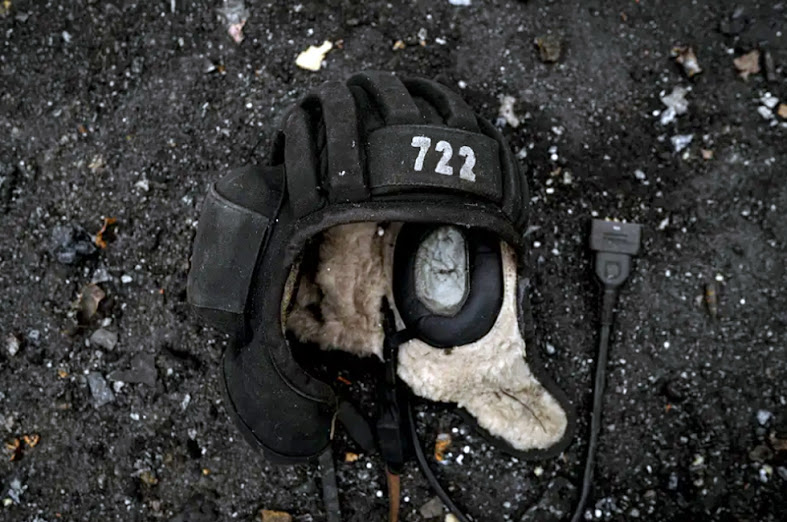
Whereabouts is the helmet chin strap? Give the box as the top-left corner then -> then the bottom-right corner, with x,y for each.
378,297 -> 474,522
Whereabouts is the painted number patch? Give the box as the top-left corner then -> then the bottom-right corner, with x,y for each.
410,136 -> 476,182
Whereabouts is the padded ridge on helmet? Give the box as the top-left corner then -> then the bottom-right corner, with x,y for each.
402,77 -> 479,132
478,117 -> 527,227
284,107 -> 324,218
347,71 -> 422,125
312,81 -> 368,203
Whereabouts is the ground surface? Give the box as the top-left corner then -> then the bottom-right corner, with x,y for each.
1,1 -> 786,521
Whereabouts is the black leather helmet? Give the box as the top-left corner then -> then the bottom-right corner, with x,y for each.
187,71 -> 574,466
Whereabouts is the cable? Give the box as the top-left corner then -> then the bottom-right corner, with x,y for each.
318,447 -> 342,522
407,402 -> 473,522
570,219 -> 641,521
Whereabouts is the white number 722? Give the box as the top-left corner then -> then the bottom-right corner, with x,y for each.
410,136 -> 476,182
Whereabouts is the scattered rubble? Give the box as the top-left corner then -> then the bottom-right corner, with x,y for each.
51,224 -> 96,264
89,328 -> 118,351
670,134 -> 693,152
295,41 -> 333,71
535,34 -> 562,63
217,0 -> 249,44
260,510 -> 293,522
719,6 -> 747,36
734,50 -> 760,80
497,95 -> 520,128
94,217 -> 117,249
756,409 -> 772,426
75,283 -> 105,323
87,372 -> 115,407
704,282 -> 718,318
5,334 -> 20,356
659,86 -> 689,125
434,433 -> 451,462
672,46 -> 702,78
420,496 -> 444,518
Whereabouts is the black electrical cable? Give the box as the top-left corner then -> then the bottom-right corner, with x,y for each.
318,447 -> 342,522
570,219 -> 642,521
570,290 -> 617,522
407,402 -> 473,522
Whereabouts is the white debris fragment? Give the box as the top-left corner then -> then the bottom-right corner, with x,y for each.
498,95 -> 520,128
134,179 -> 150,192
120,274 -> 133,284
670,134 -> 693,152
634,169 -> 646,180
295,41 -> 333,71
217,0 -> 249,44
448,0 -> 472,5
660,86 -> 689,125
658,217 -> 669,230
761,93 -> 779,109
757,409 -> 772,425
5,334 -> 20,357
181,393 -> 192,411
757,106 -> 774,120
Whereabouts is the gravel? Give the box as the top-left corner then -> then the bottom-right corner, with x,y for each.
0,1 -> 785,521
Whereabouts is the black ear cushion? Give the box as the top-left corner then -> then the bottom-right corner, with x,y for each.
222,336 -> 336,463
393,224 -> 503,348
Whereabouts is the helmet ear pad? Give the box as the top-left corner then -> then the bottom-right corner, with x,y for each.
222,335 -> 337,463
393,223 -> 503,348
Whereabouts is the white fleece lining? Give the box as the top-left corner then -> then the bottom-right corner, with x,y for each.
286,222 -> 567,451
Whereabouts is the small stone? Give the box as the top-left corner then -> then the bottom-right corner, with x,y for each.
757,106 -> 774,120
756,409 -> 772,426
663,378 -> 688,402
260,510 -> 292,522
295,41 -> 333,71
634,169 -> 646,180
445,515 -> 459,522
50,224 -> 96,265
733,50 -> 760,80
545,343 -> 556,356
671,134 -> 693,152
672,46 -> 702,77
87,372 -> 115,407
121,274 -> 133,284
763,50 -> 776,82
535,34 -> 562,63
498,95 -> 520,128
419,496 -> 444,518
762,94 -> 779,109
777,467 -> 787,481
748,445 -> 773,462
89,329 -> 118,351
5,334 -> 20,356
777,104 -> 787,120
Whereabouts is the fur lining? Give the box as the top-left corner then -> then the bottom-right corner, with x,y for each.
286,223 -> 567,451
286,223 -> 390,358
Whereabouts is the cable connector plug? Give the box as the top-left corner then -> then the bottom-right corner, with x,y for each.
571,218 -> 642,522
590,220 -> 642,325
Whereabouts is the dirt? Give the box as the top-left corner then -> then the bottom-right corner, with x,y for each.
1,1 -> 785,521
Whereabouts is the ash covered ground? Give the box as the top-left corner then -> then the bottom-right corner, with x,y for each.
1,1 -> 786,521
